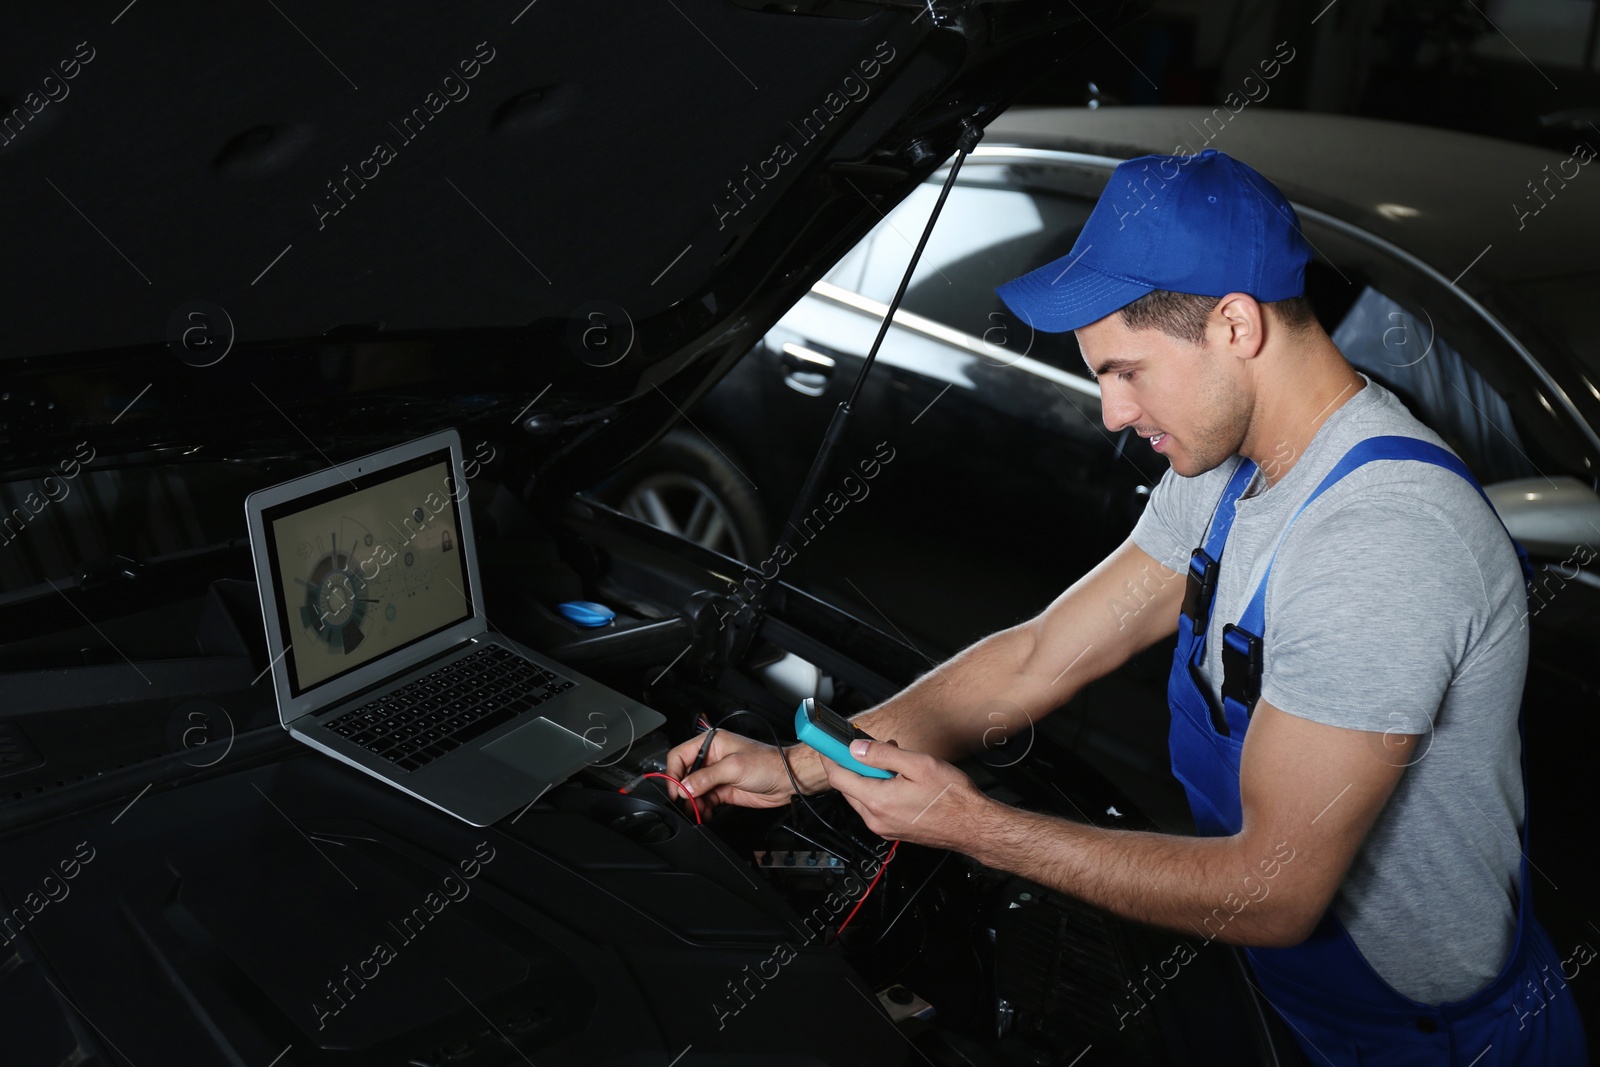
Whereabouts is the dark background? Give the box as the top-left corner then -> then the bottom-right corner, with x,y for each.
1016,0 -> 1600,151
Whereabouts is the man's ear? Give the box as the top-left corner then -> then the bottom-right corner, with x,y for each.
1212,293 -> 1265,359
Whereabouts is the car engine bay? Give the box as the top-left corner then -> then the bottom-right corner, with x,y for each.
0,460 -> 1293,1066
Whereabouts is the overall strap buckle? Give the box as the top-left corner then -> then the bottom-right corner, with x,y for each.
1221,623 -> 1264,721
1181,549 -> 1219,636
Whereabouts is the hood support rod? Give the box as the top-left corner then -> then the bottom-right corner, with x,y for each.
750,119 -> 983,623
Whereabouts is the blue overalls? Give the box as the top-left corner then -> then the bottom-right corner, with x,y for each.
1168,435 -> 1588,1065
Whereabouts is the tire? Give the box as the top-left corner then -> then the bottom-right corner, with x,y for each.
595,430 -> 769,563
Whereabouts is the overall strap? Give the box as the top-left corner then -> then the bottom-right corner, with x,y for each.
1183,459 -> 1262,642
1235,435 -> 1534,639
1203,458 -> 1260,559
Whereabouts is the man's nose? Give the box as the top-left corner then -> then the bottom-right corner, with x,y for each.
1100,384 -> 1139,433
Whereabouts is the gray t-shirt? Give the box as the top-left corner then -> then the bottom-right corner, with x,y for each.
1131,375 -> 1527,1004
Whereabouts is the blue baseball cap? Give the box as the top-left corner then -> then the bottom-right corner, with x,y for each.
995,148 -> 1311,333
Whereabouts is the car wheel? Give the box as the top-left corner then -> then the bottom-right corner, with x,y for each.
599,430 -> 768,562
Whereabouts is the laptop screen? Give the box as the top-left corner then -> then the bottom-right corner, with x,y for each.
259,448 -> 472,698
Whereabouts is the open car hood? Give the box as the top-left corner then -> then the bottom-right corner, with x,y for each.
1,0 -> 1130,494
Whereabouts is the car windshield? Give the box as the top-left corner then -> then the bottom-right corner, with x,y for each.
1508,273 -> 1600,387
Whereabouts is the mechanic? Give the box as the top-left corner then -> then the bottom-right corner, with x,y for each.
667,148 -> 1587,1064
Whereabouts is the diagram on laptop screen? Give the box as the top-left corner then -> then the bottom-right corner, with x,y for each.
271,461 -> 469,691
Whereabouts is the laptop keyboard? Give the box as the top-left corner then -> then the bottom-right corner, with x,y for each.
323,644 -> 575,773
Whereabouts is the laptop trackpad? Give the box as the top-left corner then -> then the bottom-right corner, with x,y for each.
481,716 -> 602,777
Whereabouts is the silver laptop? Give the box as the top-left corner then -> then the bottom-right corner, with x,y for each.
244,427 -> 665,826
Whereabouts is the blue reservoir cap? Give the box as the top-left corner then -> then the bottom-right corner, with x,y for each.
557,600 -> 615,628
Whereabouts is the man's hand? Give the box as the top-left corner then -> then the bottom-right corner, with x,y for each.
820,739 -> 995,851
664,730 -> 821,817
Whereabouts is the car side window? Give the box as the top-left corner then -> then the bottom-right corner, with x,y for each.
822,179 -> 1096,376
1330,285 -> 1535,483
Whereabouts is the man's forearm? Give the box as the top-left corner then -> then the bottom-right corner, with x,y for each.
966,801 -> 1305,947
787,538 -> 1175,794
853,626 -> 1034,757
786,624 -> 1042,792
843,542 -> 1178,766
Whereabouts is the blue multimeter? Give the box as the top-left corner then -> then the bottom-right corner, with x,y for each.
794,697 -> 894,779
